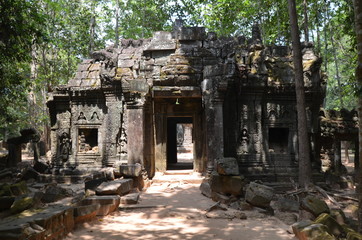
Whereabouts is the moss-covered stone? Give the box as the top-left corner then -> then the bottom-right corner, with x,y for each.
315,213 -> 344,237
301,196 -> 330,217
10,197 -> 34,214
9,181 -> 28,196
347,231 -> 362,240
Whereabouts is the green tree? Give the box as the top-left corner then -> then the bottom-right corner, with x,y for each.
0,0 -> 45,139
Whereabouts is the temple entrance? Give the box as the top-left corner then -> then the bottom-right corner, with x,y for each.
167,117 -> 193,170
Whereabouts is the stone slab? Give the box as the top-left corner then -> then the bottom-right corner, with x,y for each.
95,179 -> 133,196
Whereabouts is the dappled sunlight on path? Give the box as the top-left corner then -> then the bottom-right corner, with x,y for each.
65,182 -> 295,240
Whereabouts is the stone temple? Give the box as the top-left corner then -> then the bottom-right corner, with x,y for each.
47,24 -> 327,182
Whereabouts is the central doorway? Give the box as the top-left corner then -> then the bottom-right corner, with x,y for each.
167,117 -> 193,170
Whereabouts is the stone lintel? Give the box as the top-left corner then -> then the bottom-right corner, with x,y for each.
152,86 -> 201,98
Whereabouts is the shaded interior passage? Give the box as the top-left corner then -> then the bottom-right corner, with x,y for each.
167,117 -> 193,170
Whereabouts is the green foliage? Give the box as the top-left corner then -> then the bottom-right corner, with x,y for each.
0,0 -> 45,139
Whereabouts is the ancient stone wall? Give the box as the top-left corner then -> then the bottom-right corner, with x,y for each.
48,24 -> 325,181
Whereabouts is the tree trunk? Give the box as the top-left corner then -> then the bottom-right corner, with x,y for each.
303,0 -> 309,42
288,0 -> 312,188
115,0 -> 120,48
353,0 -> 362,232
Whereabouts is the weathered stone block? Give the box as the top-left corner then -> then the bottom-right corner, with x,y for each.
301,196 -> 330,217
74,204 -> 100,224
292,221 -> 334,240
315,213 -> 344,237
245,182 -> 274,208
144,31 -> 176,51
211,191 -> 233,204
215,157 -> 239,175
85,177 -> 107,191
119,163 -> 142,177
118,59 -> 135,68
209,173 -> 245,196
10,197 -> 34,214
272,197 -> 299,212
41,184 -> 72,203
95,179 -> 133,196
120,193 -> 140,204
174,27 -> 206,41
21,167 -> 39,181
81,195 -> 120,215
199,181 -> 212,198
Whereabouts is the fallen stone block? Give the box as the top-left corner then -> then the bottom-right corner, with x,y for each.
245,182 -> 274,208
10,197 -> 34,214
0,222 -> 40,240
120,193 -> 140,204
74,204 -> 100,224
209,173 -> 246,196
299,223 -> 334,240
21,167 -> 39,181
81,195 -> 120,215
95,179 -> 133,196
215,157 -> 239,176
119,163 -> 142,177
211,192 -> 232,204
41,184 -> 72,203
272,197 -> 299,212
100,167 -> 115,180
85,177 -> 107,191
199,181 -> 212,198
315,213 -> 344,237
301,195 -> 330,217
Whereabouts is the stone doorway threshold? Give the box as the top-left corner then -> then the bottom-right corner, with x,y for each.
152,170 -> 204,184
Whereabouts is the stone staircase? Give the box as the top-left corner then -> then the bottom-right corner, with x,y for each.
151,170 -> 205,184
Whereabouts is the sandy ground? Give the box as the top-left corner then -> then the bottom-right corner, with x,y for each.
65,181 -> 295,240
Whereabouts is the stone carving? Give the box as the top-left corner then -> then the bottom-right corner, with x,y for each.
78,131 -> 86,152
59,132 -> 71,162
91,112 -> 99,121
239,128 -> 249,154
117,128 -> 127,155
78,112 -> 86,121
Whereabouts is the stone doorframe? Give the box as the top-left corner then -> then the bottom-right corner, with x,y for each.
152,87 -> 205,174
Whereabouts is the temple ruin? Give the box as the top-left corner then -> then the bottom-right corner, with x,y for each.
47,24 -> 327,182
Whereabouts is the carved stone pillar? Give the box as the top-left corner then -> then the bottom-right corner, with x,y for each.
202,79 -> 225,174
126,103 -> 145,166
205,98 -> 225,174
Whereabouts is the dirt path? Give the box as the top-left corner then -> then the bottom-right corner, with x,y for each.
65,180 -> 295,240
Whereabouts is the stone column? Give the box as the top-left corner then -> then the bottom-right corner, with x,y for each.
126,103 -> 145,166
204,96 -> 225,174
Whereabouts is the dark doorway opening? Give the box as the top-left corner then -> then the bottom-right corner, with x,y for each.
268,128 -> 289,154
167,117 -> 193,170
